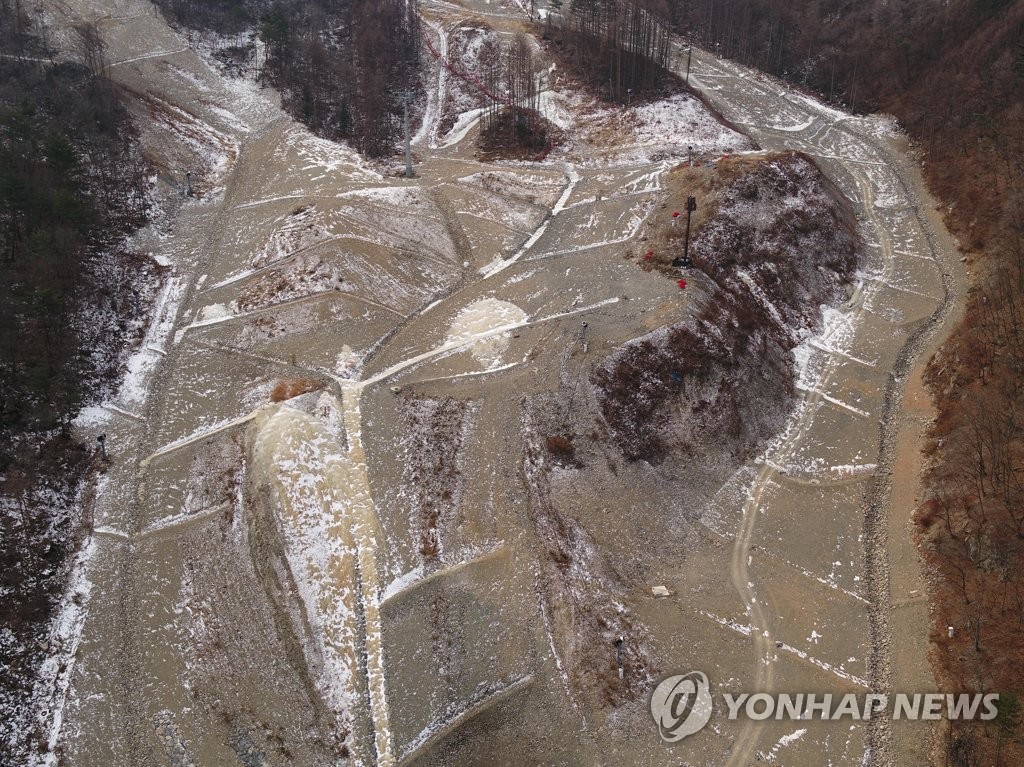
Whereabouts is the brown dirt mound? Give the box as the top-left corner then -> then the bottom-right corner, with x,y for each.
477,107 -> 564,162
269,378 -> 325,403
595,152 -> 860,464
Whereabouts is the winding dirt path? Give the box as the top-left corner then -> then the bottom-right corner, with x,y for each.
29,0 -> 962,764
685,47 -> 964,767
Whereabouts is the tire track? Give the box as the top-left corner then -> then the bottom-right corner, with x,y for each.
684,46 -> 956,767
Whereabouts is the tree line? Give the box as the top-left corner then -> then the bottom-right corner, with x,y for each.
919,225 -> 1024,763
1,6 -> 151,759
478,33 -> 553,156
154,0 -> 422,157
548,0 -> 675,102
0,32 -> 148,435
651,1 -> 1023,762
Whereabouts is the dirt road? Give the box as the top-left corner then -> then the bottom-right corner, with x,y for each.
28,1 -> 963,766
683,47 -> 965,766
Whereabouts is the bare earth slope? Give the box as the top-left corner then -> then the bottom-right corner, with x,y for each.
18,1 -> 964,766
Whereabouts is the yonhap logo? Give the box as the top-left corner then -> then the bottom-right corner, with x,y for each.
648,670 -> 1000,743
650,671 -> 714,742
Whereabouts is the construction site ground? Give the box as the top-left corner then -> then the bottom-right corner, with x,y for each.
27,0 -> 965,765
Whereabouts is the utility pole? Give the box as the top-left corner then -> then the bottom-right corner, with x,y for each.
672,195 -> 696,269
686,45 -> 692,85
615,636 -> 624,679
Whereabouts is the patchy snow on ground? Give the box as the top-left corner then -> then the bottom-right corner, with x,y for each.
234,253 -> 347,312
857,113 -> 903,142
538,88 -> 574,132
146,94 -> 239,189
438,23 -> 501,137
416,16 -> 448,147
245,205 -> 330,271
341,185 -> 422,208
234,301 -> 319,346
249,404 -> 362,747
275,125 -> 382,185
479,164 -> 579,275
335,204 -> 456,263
457,170 -> 565,208
453,184 -> 547,234
765,727 -> 808,762
542,87 -> 753,165
380,565 -> 426,603
195,302 -> 231,324
863,163 -> 906,210
214,196 -> 462,320
116,273 -> 187,411
440,107 -> 487,148
792,305 -> 860,393
21,537 -> 94,767
631,94 -> 749,155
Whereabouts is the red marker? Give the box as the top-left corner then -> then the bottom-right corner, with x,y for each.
672,211 -> 680,218
678,279 -> 687,289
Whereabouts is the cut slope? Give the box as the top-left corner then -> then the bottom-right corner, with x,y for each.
594,152 -> 859,463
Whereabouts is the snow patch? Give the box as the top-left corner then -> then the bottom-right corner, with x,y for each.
447,298 -> 528,368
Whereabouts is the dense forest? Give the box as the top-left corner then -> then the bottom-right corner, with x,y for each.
0,62 -> 149,432
154,0 -> 422,157
546,0 -> 677,102
477,33 -> 563,159
0,10 -> 151,451
0,2 -> 152,758
647,0 -> 1023,763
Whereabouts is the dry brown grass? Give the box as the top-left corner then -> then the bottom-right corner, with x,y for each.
544,434 -> 576,462
269,378 -> 325,403
237,273 -> 293,312
638,154 -> 773,275
599,152 -> 858,463
402,397 -> 468,564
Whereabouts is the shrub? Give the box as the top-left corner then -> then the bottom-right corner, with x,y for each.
545,434 -> 576,460
269,378 -> 324,402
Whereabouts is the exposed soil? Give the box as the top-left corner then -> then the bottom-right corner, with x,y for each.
12,1 -> 967,765
595,152 -> 859,464
523,437 -> 659,710
270,378 -> 326,402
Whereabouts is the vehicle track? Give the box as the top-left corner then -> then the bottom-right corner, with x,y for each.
36,1 -> 961,763
685,46 -> 961,767
723,155 -> 893,767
